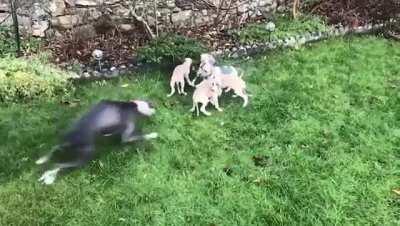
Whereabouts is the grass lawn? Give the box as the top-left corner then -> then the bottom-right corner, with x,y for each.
0,37 -> 400,225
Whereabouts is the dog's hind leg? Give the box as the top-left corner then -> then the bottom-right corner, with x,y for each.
200,103 -> 211,116
190,102 -> 196,112
38,161 -> 83,185
235,90 -> 249,107
167,82 -> 176,97
38,146 -> 93,185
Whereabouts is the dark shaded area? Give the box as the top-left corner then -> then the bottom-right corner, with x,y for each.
309,0 -> 400,26
45,27 -> 147,67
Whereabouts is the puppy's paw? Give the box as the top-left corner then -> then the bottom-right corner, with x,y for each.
145,132 -> 158,140
38,169 -> 59,185
217,108 -> 223,112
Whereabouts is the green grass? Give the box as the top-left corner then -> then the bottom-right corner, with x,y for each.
0,26 -> 44,57
234,14 -> 328,43
1,37 -> 400,225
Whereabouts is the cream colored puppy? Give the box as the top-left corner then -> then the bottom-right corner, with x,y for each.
190,78 -> 223,116
210,66 -> 249,107
167,58 -> 194,97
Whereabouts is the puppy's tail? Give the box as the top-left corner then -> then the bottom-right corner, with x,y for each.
237,68 -> 245,78
243,88 -> 253,97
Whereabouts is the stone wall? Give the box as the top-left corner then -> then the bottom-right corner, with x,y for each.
0,0 -> 277,38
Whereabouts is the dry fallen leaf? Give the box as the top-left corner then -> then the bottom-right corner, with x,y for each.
392,189 -> 400,195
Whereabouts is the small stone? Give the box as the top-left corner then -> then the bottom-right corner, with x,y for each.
93,71 -> 101,77
231,52 -> 239,58
119,24 -> 134,32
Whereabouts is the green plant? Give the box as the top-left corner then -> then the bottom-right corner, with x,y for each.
235,14 -> 328,43
137,34 -> 208,65
0,26 -> 44,57
0,57 -> 74,102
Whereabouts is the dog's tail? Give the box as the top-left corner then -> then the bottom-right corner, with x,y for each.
236,68 -> 245,78
243,88 -> 253,97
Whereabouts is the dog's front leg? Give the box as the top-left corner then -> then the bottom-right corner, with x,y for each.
121,122 -> 158,143
185,73 -> 195,87
123,132 -> 159,142
211,96 -> 223,112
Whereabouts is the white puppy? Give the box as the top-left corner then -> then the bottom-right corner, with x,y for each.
207,65 -> 250,107
190,78 -> 223,116
167,58 -> 194,97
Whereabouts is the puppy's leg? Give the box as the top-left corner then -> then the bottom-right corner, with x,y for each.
191,76 -> 198,86
180,81 -> 187,95
211,96 -> 223,112
200,103 -> 211,116
235,89 -> 249,107
185,73 -> 195,87
38,146 -> 93,185
167,82 -> 176,97
190,101 -> 196,112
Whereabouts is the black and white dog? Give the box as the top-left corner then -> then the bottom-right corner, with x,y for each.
36,99 -> 158,185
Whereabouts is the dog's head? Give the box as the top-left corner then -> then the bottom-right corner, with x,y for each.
184,58 -> 193,65
200,53 -> 216,66
131,100 -> 156,116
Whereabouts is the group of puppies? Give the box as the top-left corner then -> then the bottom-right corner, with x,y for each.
35,54 -> 250,185
168,54 -> 250,116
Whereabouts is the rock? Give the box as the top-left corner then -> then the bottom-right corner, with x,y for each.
49,0 -> 66,16
93,71 -> 101,77
32,20 -> 50,37
104,0 -> 121,4
64,0 -> 76,7
82,72 -> 91,78
0,13 -> 11,26
119,24 -> 134,32
52,15 -> 80,29
0,2 -> 8,11
171,10 -> 192,25
72,24 -> 97,40
75,0 -> 99,7
238,3 -> 249,13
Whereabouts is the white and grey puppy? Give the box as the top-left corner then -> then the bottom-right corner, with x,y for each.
36,100 -> 158,185
190,77 -> 223,116
203,65 -> 250,107
192,53 -> 216,84
167,58 -> 194,97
